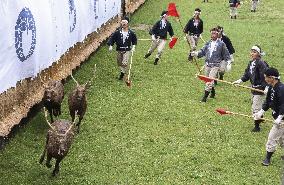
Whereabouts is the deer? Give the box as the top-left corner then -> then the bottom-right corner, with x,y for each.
68,64 -> 96,133
39,108 -> 77,176
42,80 -> 64,122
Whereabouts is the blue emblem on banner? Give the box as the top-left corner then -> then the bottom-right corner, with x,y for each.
15,7 -> 36,62
94,0 -> 98,19
69,0 -> 76,32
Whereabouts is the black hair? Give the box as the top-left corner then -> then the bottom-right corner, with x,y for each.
265,67 -> 280,79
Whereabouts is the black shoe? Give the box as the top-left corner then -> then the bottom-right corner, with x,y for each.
219,74 -> 224,80
144,53 -> 151,59
234,15 -> 237,19
252,120 -> 261,132
262,152 -> 273,166
154,58 -> 159,65
230,16 -> 233,19
251,127 -> 260,132
210,88 -> 215,98
118,72 -> 124,80
200,91 -> 210,102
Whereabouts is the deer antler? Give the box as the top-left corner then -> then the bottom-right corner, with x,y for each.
43,107 -> 55,131
63,111 -> 79,135
85,64 -> 97,86
70,73 -> 79,86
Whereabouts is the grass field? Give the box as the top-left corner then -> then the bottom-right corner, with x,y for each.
1,0 -> 284,184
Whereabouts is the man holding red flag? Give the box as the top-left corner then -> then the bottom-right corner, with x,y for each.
190,27 -> 231,102
253,67 -> 284,166
144,10 -> 174,65
183,8 -> 203,51
233,45 -> 268,132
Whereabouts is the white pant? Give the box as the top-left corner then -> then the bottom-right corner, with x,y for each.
147,39 -> 166,59
266,123 -> 284,152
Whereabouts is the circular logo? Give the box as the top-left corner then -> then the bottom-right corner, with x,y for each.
15,7 -> 36,62
69,0 -> 76,32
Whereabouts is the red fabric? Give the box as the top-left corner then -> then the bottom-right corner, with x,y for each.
169,37 -> 178,49
216,108 -> 228,115
197,75 -> 214,83
167,3 -> 179,17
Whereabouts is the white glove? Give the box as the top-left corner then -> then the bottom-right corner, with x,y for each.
232,79 -> 242,84
253,109 -> 265,120
230,54 -> 234,62
131,45 -> 136,52
274,115 -> 284,126
226,60 -> 232,72
170,37 -> 173,42
190,51 -> 198,57
264,86 -> 269,95
151,35 -> 156,41
109,46 -> 113,51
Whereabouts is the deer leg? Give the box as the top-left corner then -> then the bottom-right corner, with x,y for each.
49,110 -> 54,123
52,158 -> 62,176
46,154 -> 52,168
76,117 -> 83,133
39,134 -> 49,164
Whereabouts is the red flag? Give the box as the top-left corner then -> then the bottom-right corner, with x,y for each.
167,3 -> 179,17
216,108 -> 229,115
197,75 -> 214,83
169,37 -> 178,49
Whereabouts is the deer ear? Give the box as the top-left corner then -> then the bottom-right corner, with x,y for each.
84,81 -> 91,89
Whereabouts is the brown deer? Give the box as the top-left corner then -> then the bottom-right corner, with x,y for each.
39,108 -> 77,176
43,80 -> 64,122
68,65 -> 96,133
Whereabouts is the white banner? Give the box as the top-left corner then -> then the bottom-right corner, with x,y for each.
0,0 -> 121,93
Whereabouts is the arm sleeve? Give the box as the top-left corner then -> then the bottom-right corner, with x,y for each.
240,63 -> 250,82
168,23 -> 174,37
200,20 -> 203,34
197,44 -> 208,58
107,32 -> 116,46
183,20 -> 190,33
149,21 -> 159,35
131,31 -> 137,45
225,36 -> 235,54
262,88 -> 271,111
222,42 -> 231,61
259,61 -> 269,88
279,86 -> 284,115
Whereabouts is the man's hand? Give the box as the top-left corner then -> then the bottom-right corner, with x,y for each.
226,60 -> 232,72
109,46 -> 113,51
131,45 -> 136,52
190,51 -> 198,57
253,109 -> 265,120
151,35 -> 156,41
274,115 -> 284,126
232,79 -> 242,84
264,86 -> 269,95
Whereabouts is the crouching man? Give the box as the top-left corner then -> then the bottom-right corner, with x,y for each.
254,67 -> 284,166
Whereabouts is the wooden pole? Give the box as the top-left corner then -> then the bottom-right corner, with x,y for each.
197,74 -> 265,93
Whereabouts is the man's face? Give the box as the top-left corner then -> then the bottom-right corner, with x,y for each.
264,75 -> 274,85
250,50 -> 260,60
211,31 -> 219,40
194,13 -> 200,19
121,20 -> 128,29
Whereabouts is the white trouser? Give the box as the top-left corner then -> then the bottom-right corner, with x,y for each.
148,39 -> 166,59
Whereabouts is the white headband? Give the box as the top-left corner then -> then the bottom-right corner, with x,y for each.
194,11 -> 201,15
251,46 -> 261,53
269,75 -> 281,80
251,45 -> 266,56
121,20 -> 128,24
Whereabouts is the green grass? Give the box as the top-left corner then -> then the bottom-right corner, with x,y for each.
1,0 -> 284,184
